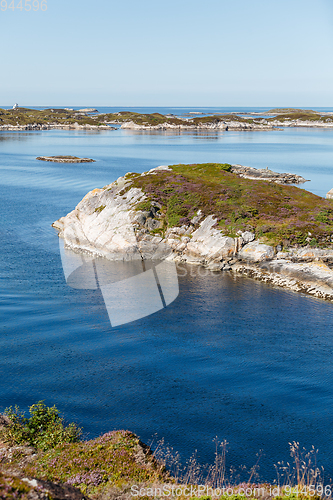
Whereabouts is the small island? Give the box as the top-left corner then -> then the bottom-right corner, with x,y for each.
0,107 -> 115,131
36,155 -> 95,163
53,163 -> 333,302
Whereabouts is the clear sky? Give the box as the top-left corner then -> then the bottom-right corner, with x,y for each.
1,0 -> 333,106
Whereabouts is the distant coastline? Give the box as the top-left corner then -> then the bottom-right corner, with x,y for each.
1,107 -> 333,131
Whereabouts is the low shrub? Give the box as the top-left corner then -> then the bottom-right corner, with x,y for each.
0,401 -> 82,451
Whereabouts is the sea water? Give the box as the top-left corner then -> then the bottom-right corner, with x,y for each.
1,122 -> 333,481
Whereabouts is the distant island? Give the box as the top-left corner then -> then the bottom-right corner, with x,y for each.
1,107 -> 333,131
103,108 -> 333,131
0,107 -> 114,131
53,163 -> 333,302
36,155 -> 95,163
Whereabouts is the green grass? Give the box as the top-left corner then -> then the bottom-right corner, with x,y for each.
135,199 -> 153,211
120,163 -> 333,247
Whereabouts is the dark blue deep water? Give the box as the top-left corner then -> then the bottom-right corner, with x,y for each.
1,121 -> 333,481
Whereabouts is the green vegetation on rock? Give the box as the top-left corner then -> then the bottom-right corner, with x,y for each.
0,401 -> 82,451
0,107 -> 332,129
94,205 -> 106,213
124,163 -> 333,247
0,402 -> 326,500
0,107 -> 103,127
22,430 -> 165,497
99,108 -> 332,127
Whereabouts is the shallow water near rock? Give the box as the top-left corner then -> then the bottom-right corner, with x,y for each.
1,121 -> 333,481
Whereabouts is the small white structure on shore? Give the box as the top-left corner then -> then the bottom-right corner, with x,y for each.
12,103 -> 18,109
326,188 -> 333,199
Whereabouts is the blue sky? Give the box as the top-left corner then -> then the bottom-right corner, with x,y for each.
0,0 -> 333,106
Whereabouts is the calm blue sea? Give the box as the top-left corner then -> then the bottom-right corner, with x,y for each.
1,116 -> 333,481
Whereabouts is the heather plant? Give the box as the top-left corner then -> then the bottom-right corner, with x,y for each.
122,163 -> 333,247
1,420 -> 328,500
22,430 -> 166,497
1,401 -> 82,451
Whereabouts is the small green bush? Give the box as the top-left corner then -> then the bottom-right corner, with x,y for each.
1,401 -> 82,451
315,209 -> 332,224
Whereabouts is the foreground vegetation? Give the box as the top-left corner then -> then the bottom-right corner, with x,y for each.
0,403 -> 328,500
122,163 -> 333,247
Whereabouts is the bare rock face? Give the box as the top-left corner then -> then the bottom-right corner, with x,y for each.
181,216 -> 235,265
241,231 -> 255,244
326,188 -> 333,199
238,241 -> 275,262
231,164 -> 308,184
54,180 -> 146,260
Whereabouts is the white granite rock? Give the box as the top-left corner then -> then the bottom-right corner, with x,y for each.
241,231 -> 255,244
326,188 -> 333,199
54,177 -> 147,260
181,215 -> 235,264
238,241 -> 275,262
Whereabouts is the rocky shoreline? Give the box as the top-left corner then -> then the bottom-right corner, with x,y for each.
52,164 -> 333,304
118,119 -> 277,131
230,164 -> 308,184
118,119 -> 333,131
0,123 -> 114,131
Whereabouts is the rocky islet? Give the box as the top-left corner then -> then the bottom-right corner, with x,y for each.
52,163 -> 333,303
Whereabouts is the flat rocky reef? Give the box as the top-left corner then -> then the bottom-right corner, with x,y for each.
52,162 -> 333,302
36,155 -> 95,163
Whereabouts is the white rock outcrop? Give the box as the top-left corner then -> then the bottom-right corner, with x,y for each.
53,168 -> 333,302
238,241 -> 275,262
326,188 -> 333,199
181,216 -> 235,266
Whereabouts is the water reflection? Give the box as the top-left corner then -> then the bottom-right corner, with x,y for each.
59,240 -> 179,327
